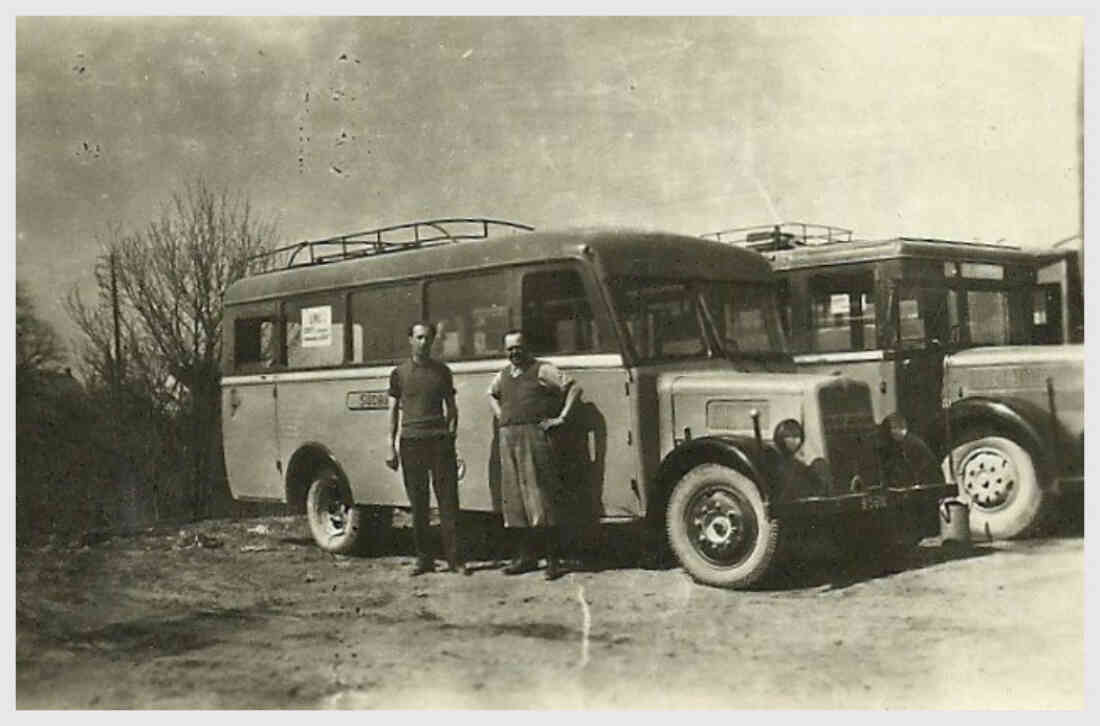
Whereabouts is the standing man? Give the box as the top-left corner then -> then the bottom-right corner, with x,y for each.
388,322 -> 468,577
488,330 -> 582,581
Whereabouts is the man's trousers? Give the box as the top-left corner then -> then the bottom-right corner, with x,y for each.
399,435 -> 462,567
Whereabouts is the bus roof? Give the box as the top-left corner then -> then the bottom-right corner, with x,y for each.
762,236 -> 1045,272
224,228 -> 775,305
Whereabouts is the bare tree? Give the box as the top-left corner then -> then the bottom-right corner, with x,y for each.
67,178 -> 276,518
16,281 -> 65,380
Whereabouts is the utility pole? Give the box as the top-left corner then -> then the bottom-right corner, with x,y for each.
110,248 -> 122,400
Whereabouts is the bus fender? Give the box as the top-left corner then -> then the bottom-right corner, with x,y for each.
946,396 -> 1053,477
651,436 -> 773,521
284,442 -> 350,511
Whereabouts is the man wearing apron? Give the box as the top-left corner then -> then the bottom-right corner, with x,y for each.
488,330 -> 582,580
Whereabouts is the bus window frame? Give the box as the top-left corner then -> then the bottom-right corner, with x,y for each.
228,300 -> 283,374
782,262 -> 883,355
887,277 -> 1033,351
519,261 -> 619,358
280,291 -> 350,371
781,256 -> 1036,357
346,279 -> 426,367
807,269 -> 879,354
424,266 -> 521,363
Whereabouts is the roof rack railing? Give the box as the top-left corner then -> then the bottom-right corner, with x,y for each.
895,236 -> 1020,250
701,222 -> 853,251
247,217 -> 535,274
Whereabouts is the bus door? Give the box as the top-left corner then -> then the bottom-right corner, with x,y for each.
888,282 -> 949,442
520,266 -> 641,519
222,303 -> 283,500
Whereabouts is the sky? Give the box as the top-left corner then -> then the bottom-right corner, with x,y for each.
13,16 -> 1084,355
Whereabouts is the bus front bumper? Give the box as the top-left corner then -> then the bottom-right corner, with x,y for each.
770,481 -> 957,520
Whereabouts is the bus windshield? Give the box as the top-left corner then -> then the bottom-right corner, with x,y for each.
611,277 -> 788,362
891,281 -> 1031,349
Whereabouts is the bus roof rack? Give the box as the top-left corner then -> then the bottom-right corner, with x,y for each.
895,236 -> 1020,250
247,217 -> 535,274
701,223 -> 853,251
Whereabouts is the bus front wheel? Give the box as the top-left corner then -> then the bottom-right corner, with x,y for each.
306,468 -> 365,554
945,430 -> 1046,540
665,463 -> 781,589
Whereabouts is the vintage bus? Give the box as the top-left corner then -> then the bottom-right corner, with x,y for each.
702,223 -> 1083,540
221,219 -> 950,589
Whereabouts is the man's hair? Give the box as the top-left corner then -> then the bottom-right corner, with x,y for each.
502,328 -> 525,343
407,321 -> 437,337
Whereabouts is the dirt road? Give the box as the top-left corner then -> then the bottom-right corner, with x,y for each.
16,514 -> 1083,709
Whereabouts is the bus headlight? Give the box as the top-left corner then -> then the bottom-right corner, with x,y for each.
882,413 -> 909,443
773,419 -> 804,455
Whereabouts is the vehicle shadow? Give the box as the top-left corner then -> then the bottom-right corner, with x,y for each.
307,506 -> 1078,592
764,537 -> 996,591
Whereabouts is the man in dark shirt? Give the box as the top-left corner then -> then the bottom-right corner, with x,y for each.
388,322 -> 468,576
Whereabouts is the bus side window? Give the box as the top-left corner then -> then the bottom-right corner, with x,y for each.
809,273 -> 876,352
348,283 -> 421,363
896,285 -> 948,348
234,317 -> 276,370
521,268 -> 597,355
1031,284 -> 1063,345
426,269 -> 514,361
284,298 -> 345,369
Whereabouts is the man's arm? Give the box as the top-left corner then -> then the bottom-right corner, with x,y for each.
487,371 -> 502,420
540,381 -> 582,431
444,392 -> 459,437
537,363 -> 582,430
387,395 -> 400,468
386,367 -> 402,468
441,366 -> 459,436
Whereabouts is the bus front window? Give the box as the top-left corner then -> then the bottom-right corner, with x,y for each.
703,281 -> 789,357
611,278 -> 709,361
611,278 -> 787,362
891,282 -> 1030,349
965,289 -> 1020,345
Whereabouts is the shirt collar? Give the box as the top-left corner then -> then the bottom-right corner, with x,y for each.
509,359 -> 535,376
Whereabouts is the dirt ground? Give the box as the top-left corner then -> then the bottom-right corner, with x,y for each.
15,510 -> 1084,710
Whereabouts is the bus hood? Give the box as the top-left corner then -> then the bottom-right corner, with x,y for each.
659,369 -> 874,458
944,344 -> 1084,370
659,369 -> 853,399
942,345 -> 1083,425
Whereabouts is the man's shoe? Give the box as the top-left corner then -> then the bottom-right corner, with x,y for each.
544,558 -> 565,581
409,561 -> 435,577
502,559 -> 538,575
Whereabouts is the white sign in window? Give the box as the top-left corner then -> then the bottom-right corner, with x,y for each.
960,262 -> 1004,280
301,305 -> 333,348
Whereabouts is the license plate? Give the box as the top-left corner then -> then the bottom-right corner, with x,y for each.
861,493 -> 889,511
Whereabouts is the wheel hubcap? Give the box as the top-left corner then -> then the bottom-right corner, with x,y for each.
319,483 -> 349,535
960,448 -> 1018,511
685,486 -> 757,567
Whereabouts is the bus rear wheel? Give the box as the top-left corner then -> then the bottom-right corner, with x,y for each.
306,468 -> 365,554
945,430 -> 1046,540
665,463 -> 781,589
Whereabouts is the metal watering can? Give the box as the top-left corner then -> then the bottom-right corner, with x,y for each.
939,498 -> 971,547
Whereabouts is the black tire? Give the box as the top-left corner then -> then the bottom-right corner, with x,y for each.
665,463 -> 781,589
305,468 -> 365,554
944,430 -> 1046,540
